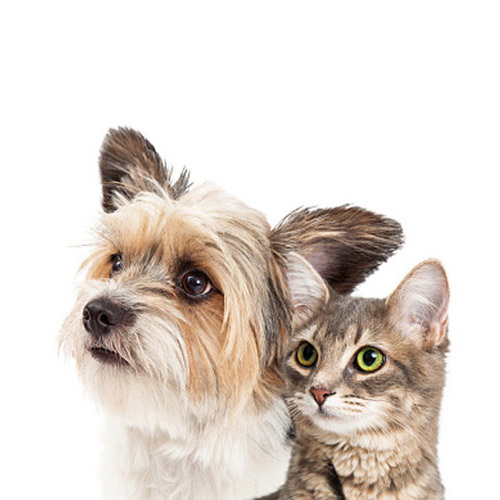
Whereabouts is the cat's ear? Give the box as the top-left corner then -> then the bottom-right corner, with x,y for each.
271,206 -> 403,294
387,260 -> 449,348
99,127 -> 190,212
286,252 -> 329,324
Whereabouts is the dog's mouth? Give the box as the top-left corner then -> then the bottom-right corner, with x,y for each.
89,347 -> 128,366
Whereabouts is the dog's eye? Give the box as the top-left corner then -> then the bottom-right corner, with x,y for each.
181,271 -> 213,297
110,254 -> 123,277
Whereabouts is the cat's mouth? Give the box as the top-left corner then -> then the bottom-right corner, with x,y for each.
312,404 -> 348,421
317,408 -> 337,418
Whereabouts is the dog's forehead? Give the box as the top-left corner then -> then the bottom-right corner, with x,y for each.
98,183 -> 271,264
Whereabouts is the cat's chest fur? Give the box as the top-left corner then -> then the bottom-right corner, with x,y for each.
328,431 -> 422,484
101,400 -> 291,500
313,433 -> 443,500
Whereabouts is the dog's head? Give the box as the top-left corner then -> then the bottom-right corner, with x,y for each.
59,128 -> 403,428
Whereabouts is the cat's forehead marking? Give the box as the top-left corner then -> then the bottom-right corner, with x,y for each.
330,297 -> 386,341
327,319 -> 371,348
353,323 -> 364,344
342,322 -> 370,346
296,323 -> 322,342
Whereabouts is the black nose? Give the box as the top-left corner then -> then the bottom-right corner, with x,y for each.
83,298 -> 126,338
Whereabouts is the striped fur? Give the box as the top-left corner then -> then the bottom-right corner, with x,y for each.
267,260 -> 449,499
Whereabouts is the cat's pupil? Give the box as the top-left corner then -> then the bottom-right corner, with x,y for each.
303,344 -> 315,361
363,349 -> 377,366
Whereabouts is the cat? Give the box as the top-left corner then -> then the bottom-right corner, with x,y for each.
261,255 -> 450,500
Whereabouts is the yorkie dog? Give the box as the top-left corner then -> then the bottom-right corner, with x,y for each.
59,128 -> 403,499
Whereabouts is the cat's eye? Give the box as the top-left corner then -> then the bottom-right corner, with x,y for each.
296,342 -> 318,368
110,254 -> 123,277
354,346 -> 385,373
180,270 -> 213,298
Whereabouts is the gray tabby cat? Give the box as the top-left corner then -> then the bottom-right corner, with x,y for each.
261,255 -> 450,500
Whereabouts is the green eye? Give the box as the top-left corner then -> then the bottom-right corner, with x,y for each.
296,342 -> 318,368
355,346 -> 385,372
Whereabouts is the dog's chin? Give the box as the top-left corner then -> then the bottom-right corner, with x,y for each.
80,363 -> 167,423
76,347 -> 203,432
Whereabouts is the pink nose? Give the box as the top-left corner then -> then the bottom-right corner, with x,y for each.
310,387 -> 334,406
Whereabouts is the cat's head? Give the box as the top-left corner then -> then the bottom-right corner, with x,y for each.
284,256 -> 450,437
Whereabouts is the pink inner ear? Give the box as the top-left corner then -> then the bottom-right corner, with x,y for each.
286,253 -> 329,319
390,261 -> 450,347
426,316 -> 448,347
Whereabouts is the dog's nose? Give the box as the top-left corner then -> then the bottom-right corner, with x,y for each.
83,298 -> 126,338
310,387 -> 335,407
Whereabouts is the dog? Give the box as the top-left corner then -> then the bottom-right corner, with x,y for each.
59,128 -> 403,499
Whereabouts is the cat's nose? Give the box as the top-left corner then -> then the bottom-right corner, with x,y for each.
310,387 -> 334,407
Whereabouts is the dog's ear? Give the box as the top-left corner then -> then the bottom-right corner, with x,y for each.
99,127 -> 190,212
271,205 -> 403,294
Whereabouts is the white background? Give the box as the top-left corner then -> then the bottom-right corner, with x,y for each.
1,1 -> 498,498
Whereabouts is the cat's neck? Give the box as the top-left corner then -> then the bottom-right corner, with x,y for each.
297,415 -> 443,499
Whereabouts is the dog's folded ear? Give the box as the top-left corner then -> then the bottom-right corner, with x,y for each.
99,127 -> 190,212
271,206 -> 404,294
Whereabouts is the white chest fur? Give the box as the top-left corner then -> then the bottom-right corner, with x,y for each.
100,400 -> 291,500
